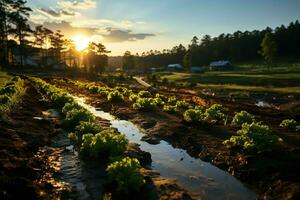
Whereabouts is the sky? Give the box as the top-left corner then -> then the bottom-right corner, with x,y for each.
27,0 -> 300,56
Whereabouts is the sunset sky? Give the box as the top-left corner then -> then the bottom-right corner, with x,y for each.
28,0 -> 300,56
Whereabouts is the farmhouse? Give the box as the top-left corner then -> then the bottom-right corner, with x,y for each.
209,60 -> 233,70
167,64 -> 183,71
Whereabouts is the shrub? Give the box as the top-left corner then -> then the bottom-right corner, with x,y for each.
115,87 -> 131,96
62,102 -> 82,114
231,111 -> 256,127
129,94 -> 138,102
80,133 -> 94,157
280,119 -> 298,130
167,97 -> 177,105
223,122 -> 279,153
64,108 -> 95,127
99,88 -> 109,97
176,100 -> 189,109
138,90 -> 151,98
107,90 -> 124,102
80,130 -> 128,158
68,132 -> 78,143
106,157 -> 145,194
163,105 -> 177,113
133,98 -> 157,111
75,121 -> 102,135
73,121 -> 102,144
0,85 -> 16,95
49,92 -> 73,107
155,93 -> 168,102
204,104 -> 226,122
89,85 -> 100,93
0,95 -> 11,104
153,97 -> 164,106
183,108 -> 205,122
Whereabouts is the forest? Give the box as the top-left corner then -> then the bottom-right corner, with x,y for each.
123,21 -> 300,69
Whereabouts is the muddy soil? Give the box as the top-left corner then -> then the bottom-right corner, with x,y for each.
0,78 -> 197,200
0,82 -> 62,199
51,78 -> 300,200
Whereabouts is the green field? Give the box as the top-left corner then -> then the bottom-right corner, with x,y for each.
156,69 -> 300,94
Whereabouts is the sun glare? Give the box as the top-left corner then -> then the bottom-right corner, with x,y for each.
72,35 -> 90,51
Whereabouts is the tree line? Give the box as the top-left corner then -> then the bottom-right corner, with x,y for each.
123,20 -> 300,70
0,0 -> 110,74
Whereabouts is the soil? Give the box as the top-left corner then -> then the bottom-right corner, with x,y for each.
49,78 -> 300,200
1,79 -> 198,200
0,81 -> 61,200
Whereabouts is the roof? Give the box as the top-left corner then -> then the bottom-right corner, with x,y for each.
168,64 -> 183,68
209,60 -> 231,67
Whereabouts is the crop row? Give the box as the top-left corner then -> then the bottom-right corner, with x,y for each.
71,80 -> 300,154
0,76 -> 26,118
31,78 -> 145,194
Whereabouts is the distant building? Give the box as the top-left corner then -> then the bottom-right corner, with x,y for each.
209,60 -> 233,70
167,64 -> 183,71
190,66 -> 205,73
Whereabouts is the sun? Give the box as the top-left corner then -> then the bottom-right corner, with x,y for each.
72,35 -> 90,51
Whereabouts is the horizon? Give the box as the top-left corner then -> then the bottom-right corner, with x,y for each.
27,0 -> 300,56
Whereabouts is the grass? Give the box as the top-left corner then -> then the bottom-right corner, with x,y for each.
158,72 -> 300,87
0,71 -> 11,87
197,83 -> 300,94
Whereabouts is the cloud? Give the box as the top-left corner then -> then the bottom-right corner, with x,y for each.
39,8 -> 75,17
101,28 -> 155,42
72,19 -> 145,30
42,21 -> 97,37
57,0 -> 96,10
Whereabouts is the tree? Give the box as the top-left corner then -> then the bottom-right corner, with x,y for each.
8,0 -> 32,66
0,0 -> 13,67
50,30 -> 65,63
123,51 -> 135,70
259,32 -> 277,67
84,42 -> 110,73
183,51 -> 191,69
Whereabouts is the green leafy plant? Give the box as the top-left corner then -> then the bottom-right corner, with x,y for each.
71,121 -> 102,144
133,98 -> 157,111
138,90 -> 152,98
280,119 -> 298,130
129,94 -> 138,102
106,157 -> 145,194
167,97 -> 177,105
0,95 -> 11,104
176,100 -> 189,109
107,90 -> 124,102
89,85 -> 100,93
80,130 -> 128,158
223,122 -> 280,153
204,104 -> 226,122
155,93 -> 168,102
231,111 -> 256,127
64,108 -> 95,127
62,102 -> 82,114
183,108 -> 205,122
163,105 -> 177,113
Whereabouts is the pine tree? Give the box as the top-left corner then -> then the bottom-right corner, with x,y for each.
259,32 -> 277,68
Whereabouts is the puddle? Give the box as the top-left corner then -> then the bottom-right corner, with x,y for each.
75,97 -> 256,199
255,100 -> 272,108
49,129 -> 108,200
39,109 -> 106,200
